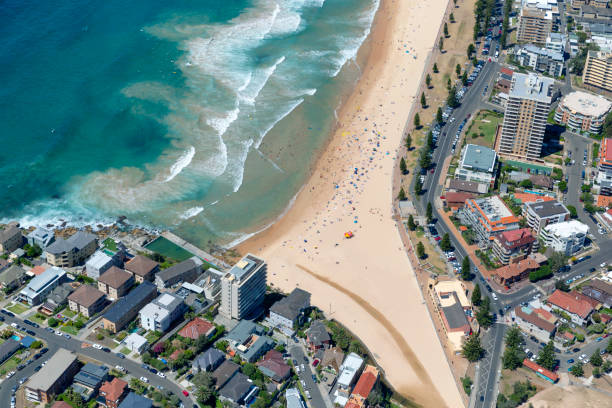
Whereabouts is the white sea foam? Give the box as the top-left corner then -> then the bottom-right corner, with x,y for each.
255,98 -> 304,148
206,107 -> 240,136
164,145 -> 195,182
180,206 -> 204,219
239,56 -> 285,105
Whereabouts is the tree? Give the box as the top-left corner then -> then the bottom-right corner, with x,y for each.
447,86 -> 459,108
462,334 -> 484,362
421,92 -> 427,108
467,43 -> 475,58
570,362 -> 584,377
548,252 -> 568,274
433,63 -> 439,73
444,23 -> 449,37
450,13 -> 455,23
447,77 -> 452,90
48,317 -> 59,327
461,71 -> 468,86
416,242 -> 426,259
29,340 -> 43,349
400,157 -> 408,174
426,74 -> 432,88
519,179 -> 533,188
24,244 -> 42,258
414,113 -> 421,128
192,372 -> 215,405
398,187 -> 407,201
439,36 -> 444,51
566,205 -> 577,218
405,133 -> 412,150
591,349 -> 603,367
419,148 -> 431,169
215,339 -> 229,352
436,107 -> 443,123
476,297 -> 493,328
505,326 -> 523,349
426,203 -> 433,224
472,284 -> 482,306
536,341 -> 556,371
456,63 -> 461,77
502,345 -> 523,370
439,233 -> 452,252
593,367 -> 601,378
414,176 -> 423,195
408,215 -> 416,231
555,279 -> 570,292
603,360 -> 612,373
461,256 -> 471,280
607,338 -> 612,354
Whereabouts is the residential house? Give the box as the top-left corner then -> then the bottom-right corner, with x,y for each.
26,227 -> 55,249
98,377 -> 129,408
458,196 -> 520,245
178,317 -> 216,340
45,231 -> 97,268
496,67 -> 514,93
0,224 -> 23,254
582,279 -> 612,308
524,200 -> 570,235
492,255 -> 542,287
218,372 -> 257,406
346,365 -> 379,408
267,288 -> 311,335
17,266 -> 66,305
118,392 -> 153,408
68,285 -> 106,318
0,339 -> 22,365
334,353 -> 365,407
123,333 -> 148,354
491,228 -> 537,265
139,292 -> 186,332
286,388 -> 306,408
514,305 -> 558,343
530,174 -> 554,190
306,320 -> 331,351
455,144 -> 498,187
0,265 -> 26,290
41,283 -> 75,315
72,363 -> 108,401
444,192 -> 474,210
225,320 -> 274,363
220,254 -> 267,319
256,350 -> 291,383
192,348 -> 225,373
24,349 -> 79,403
448,179 -> 489,194
515,45 -> 564,77
547,289 -> 594,326
124,255 -> 159,283
102,281 -> 157,333
97,267 -> 134,300
540,220 -> 589,255
322,347 -> 345,375
212,360 -> 240,390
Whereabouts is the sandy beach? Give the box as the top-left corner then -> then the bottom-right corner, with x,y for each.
238,0 -> 463,406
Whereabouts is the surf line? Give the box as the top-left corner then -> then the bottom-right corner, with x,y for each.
296,264 -> 445,408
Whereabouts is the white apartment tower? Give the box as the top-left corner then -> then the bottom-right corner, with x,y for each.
220,254 -> 267,319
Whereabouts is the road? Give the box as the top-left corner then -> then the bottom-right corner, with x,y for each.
0,314 -> 193,408
289,345 -> 326,408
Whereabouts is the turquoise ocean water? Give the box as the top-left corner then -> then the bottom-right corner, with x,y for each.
0,0 -> 379,247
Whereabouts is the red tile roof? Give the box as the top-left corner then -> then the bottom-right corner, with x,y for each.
99,377 -> 128,403
169,349 -> 183,361
522,359 -> 559,382
500,67 -> 514,76
31,265 -> 47,276
352,365 -> 379,399
445,192 -> 473,205
51,402 -> 73,408
495,257 -> 540,280
256,350 -> 291,380
514,306 -> 556,333
597,194 -> 612,208
513,193 -> 555,204
547,289 -> 593,319
178,317 -> 215,340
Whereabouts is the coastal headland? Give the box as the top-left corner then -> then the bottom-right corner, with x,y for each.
239,0 -> 463,406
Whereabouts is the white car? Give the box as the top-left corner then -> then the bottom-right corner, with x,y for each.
140,376 -> 149,383
92,343 -> 103,350
491,293 -> 498,301
601,263 -> 607,268
156,372 -> 166,378
115,365 -> 126,372
55,330 -> 62,336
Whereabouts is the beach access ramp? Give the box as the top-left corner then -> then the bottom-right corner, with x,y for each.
161,231 -> 230,269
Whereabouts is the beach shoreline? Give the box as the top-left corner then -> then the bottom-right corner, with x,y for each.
237,0 -> 464,406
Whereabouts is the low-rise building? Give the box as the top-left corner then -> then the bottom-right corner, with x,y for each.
321,347 -> 345,375
123,333 -> 148,354
192,348 -> 225,373
448,179 -> 489,194
522,359 -> 559,383
455,144 -> 498,187
124,255 -> 159,283
225,320 -> 274,363
286,388 -> 305,408
42,283 -> 75,314
546,32 -> 565,53
516,45 -> 564,77
267,288 -> 311,335
306,320 -> 331,351
256,349 -> 291,382
97,266 -> 134,300
429,279 -> 472,351
72,363 -> 108,401
178,317 -> 216,340
540,220 -> 589,255
555,92 -> 612,134
0,339 -> 22,365
218,372 -> 257,406
346,365 -> 379,408
596,138 -> 612,197
25,349 -> 79,403
581,279 -> 612,308
118,392 -> 153,408
496,67 -> 514,93
491,228 -> 537,265
492,255 -> 543,287
98,377 -> 129,408
514,305 -> 558,343
547,289 -> 594,326
139,292 -> 186,332
68,284 -> 106,318
154,256 -> 202,289
0,265 -> 26,290
444,192 -> 474,210
0,224 -> 23,254
524,200 -> 570,235
459,196 -> 520,244
334,353 -> 364,407
26,227 -> 55,249
17,266 -> 66,305
86,250 -> 120,280
102,281 -> 157,333
212,360 -> 240,390
45,231 -> 97,268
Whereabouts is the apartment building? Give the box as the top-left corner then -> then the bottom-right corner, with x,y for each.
17,266 -> 66,305
429,279 -> 472,351
524,200 -> 570,235
25,349 -> 79,403
515,45 -> 564,77
0,224 -> 23,254
455,144 -> 498,187
583,51 -> 612,93
45,231 -> 97,268
267,288 -> 311,334
102,281 -> 157,333
139,292 -> 186,332
491,228 -> 537,265
154,256 -> 202,289
545,32 -> 565,54
555,92 -> 612,134
220,254 -> 267,320
597,138 -> 612,196
97,266 -> 134,300
124,255 -> 159,283
68,285 -> 106,318
499,73 -> 554,159
459,196 -> 520,244
517,5 -> 552,45
540,220 -> 589,255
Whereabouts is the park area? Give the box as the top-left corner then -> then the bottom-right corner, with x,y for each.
465,110 -> 501,149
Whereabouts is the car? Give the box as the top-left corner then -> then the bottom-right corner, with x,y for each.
491,293 -> 498,301
486,285 -> 492,292
92,343 -> 103,350
567,359 -> 574,364
601,263 -> 607,268
26,330 -> 35,336
54,330 -> 62,336
292,359 -> 298,366
116,353 -> 125,359
46,327 -> 54,333
40,348 -> 48,354
102,347 -> 111,353
581,353 -> 587,359
64,334 -> 71,339
140,376 -> 149,383
149,367 -> 158,374
17,364 -> 25,371
0,316 -> 4,322
434,236 -> 441,241
312,359 -> 320,367
301,364 -> 305,371
182,390 -> 190,397
305,391 -> 312,400
312,374 -> 317,383
590,267 -> 596,272
301,380 -> 307,388
157,372 -> 166,378
524,348 -> 530,354
115,365 -> 126,372
34,365 -> 41,372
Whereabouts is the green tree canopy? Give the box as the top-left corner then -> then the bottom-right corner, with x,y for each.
439,233 -> 452,252
461,256 -> 471,280
416,242 -> 426,259
462,334 -> 484,362
536,341 -> 556,371
472,284 -> 482,307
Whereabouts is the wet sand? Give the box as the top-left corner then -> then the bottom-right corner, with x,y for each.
238,0 -> 463,406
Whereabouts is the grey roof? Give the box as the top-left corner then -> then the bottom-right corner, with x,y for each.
520,44 -> 564,61
449,179 -> 488,194
460,144 -> 497,173
510,73 -> 554,103
526,200 -> 569,218
286,388 -> 305,408
218,372 -> 252,403
547,32 -> 565,42
26,349 -> 77,392
241,336 -> 274,362
103,281 -> 157,324
226,320 -> 265,344
508,171 -> 532,182
0,225 -> 21,244
156,256 -> 202,284
0,339 -> 21,364
0,265 -> 25,284
270,288 -> 311,321
228,254 -> 265,281
193,348 -> 225,372
441,301 -> 470,330
212,360 -> 240,389
73,363 -> 108,388
118,392 -> 153,408
22,267 -> 65,295
307,320 -> 331,347
46,230 -> 96,255
47,283 -> 75,306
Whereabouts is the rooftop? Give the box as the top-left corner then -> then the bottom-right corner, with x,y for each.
441,299 -> 471,331
561,91 -> 612,117
22,266 -> 65,295
547,289 -> 593,319
26,349 -> 77,392
543,220 -> 589,238
98,266 -> 132,289
498,228 -> 536,248
515,305 -> 556,332
510,73 -> 554,103
124,255 -> 158,277
468,196 -> 516,223
460,144 -> 498,173
352,365 -> 379,399
433,280 -> 470,308
86,251 -> 113,270
118,392 -> 153,408
449,179 -> 488,194
522,359 -> 559,382
219,372 -> 252,402
0,265 -> 25,283
179,317 -> 215,340
46,230 -> 96,255
286,388 -> 305,408
103,281 -> 157,324
0,225 -> 21,243
270,288 -> 311,321
99,377 -> 128,402
525,200 -> 568,218
520,44 -> 563,61
307,320 -> 331,347
600,138 -> 612,166
338,353 -> 364,387
227,254 -> 264,281
212,360 -> 240,389
156,256 -> 202,283
68,284 -> 105,307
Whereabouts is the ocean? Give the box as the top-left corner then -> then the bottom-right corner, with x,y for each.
0,0 -> 379,248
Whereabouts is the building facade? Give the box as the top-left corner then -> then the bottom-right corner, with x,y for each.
154,256 -> 202,289
554,91 -> 612,134
220,254 -> 267,320
124,255 -> 159,283
102,281 -> 157,333
499,73 -> 554,159
491,228 -> 537,265
0,225 -> 22,254
545,33 -> 565,53
68,285 -> 106,318
25,349 -> 79,403
516,45 -> 564,77
517,5 -> 552,45
139,292 -> 186,332
597,138 -> 612,196
455,144 -> 498,187
524,200 -> 570,235
540,220 -> 589,255
459,196 -> 520,244
583,51 -> 612,93
45,231 -> 97,268
97,266 -> 134,300
17,267 -> 66,305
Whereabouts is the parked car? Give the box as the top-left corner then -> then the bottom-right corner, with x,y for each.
182,390 -> 190,397
140,376 -> 149,383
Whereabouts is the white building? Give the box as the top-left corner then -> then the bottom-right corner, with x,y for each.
220,254 -> 267,320
524,200 -> 570,235
85,251 -> 114,280
516,45 -> 564,77
455,144 -> 498,187
267,288 -> 311,335
139,293 -> 186,332
333,353 -> 364,406
17,267 -> 66,305
569,34 -> 579,57
285,388 -> 305,408
546,32 -> 566,53
554,91 -> 612,134
123,333 -> 148,354
597,138 -> 612,196
540,220 -> 589,255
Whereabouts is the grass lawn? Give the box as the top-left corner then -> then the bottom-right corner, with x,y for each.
30,314 -> 47,325
63,309 -> 77,318
0,356 -> 22,375
6,303 -> 30,315
145,331 -> 160,344
103,238 -> 118,251
120,347 -> 132,355
467,110 -> 501,149
61,325 -> 79,335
